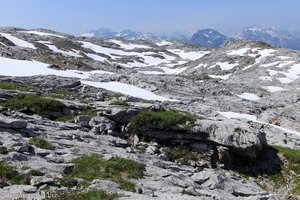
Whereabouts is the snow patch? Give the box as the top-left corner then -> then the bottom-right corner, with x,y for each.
168,49 -> 210,60
208,74 -> 231,80
263,86 -> 287,92
38,41 -> 82,57
0,32 -> 36,49
237,93 -> 261,101
21,31 -> 65,38
109,39 -> 150,50
227,48 -> 250,56
81,81 -> 177,102
156,41 -> 172,46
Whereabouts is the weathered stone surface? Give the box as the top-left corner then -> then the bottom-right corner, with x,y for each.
0,115 -> 27,129
30,176 -> 55,186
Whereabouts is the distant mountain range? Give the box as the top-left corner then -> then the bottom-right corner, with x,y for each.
81,26 -> 300,50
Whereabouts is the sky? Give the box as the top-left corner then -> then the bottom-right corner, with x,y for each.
0,0 -> 299,35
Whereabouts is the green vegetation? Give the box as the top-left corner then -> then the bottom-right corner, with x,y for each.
43,89 -> 90,104
42,89 -> 73,100
253,146 -> 300,197
129,109 -> 200,134
42,189 -> 121,200
66,154 -> 145,192
107,93 -> 124,100
80,108 -> 97,117
0,146 -> 9,154
28,137 -> 54,150
0,94 -> 65,118
135,145 -> 147,154
59,177 -> 78,187
0,161 -> 43,185
109,101 -> 129,107
182,190 -> 196,196
168,146 -> 201,164
0,81 -> 37,91
56,114 -> 75,122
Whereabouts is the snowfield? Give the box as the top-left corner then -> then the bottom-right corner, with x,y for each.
208,74 -> 231,80
237,93 -> 261,101
0,56 -> 176,101
227,48 -> 251,56
263,86 -> 287,92
168,49 -> 210,60
109,39 -> 151,50
20,30 -> 66,38
81,81 -> 177,102
0,32 -> 36,49
38,41 -> 82,57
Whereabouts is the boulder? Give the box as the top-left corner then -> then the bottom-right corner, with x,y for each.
0,115 -> 27,129
30,176 -> 55,186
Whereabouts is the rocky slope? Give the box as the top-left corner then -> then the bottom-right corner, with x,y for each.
0,27 -> 299,199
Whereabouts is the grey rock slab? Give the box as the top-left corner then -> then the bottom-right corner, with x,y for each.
0,115 -> 27,129
2,185 -> 37,194
30,176 -> 55,186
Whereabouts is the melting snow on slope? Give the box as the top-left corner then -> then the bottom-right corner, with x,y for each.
20,31 -> 65,38
168,49 -> 210,60
81,81 -> 177,102
0,32 -> 36,49
208,74 -> 231,80
109,39 -> 150,50
227,48 -> 250,56
0,57 -> 113,78
237,93 -> 261,101
277,63 -> 300,84
38,41 -> 82,57
81,41 -> 134,59
156,41 -> 172,46
0,56 -> 175,101
218,111 -> 300,137
81,41 -> 176,68
218,112 -> 257,121
263,86 -> 287,92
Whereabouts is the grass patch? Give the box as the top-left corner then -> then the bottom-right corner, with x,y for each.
42,89 -> 73,100
43,189 -> 121,200
67,154 -> 145,191
107,93 -> 124,100
109,101 -> 129,107
0,94 -> 65,118
136,145 -> 147,154
80,109 -> 97,117
59,177 -> 78,187
129,109 -> 200,134
0,146 -> 9,154
29,137 -> 54,150
252,146 -> 300,197
0,81 -> 37,91
56,114 -> 75,122
168,146 -> 201,164
0,162 -> 43,185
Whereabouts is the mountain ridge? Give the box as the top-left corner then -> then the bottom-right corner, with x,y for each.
82,26 -> 300,50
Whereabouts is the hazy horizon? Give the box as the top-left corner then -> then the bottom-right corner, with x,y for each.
0,0 -> 299,35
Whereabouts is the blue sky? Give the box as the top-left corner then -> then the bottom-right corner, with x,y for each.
0,0 -> 299,34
